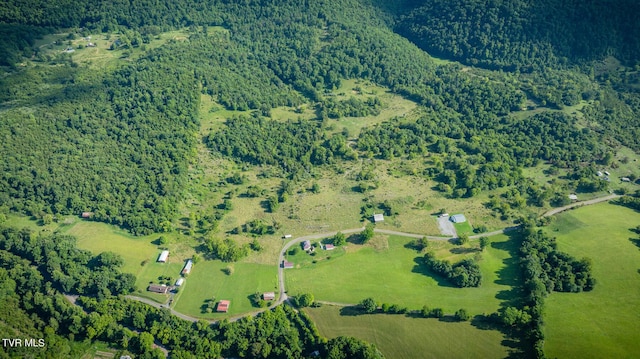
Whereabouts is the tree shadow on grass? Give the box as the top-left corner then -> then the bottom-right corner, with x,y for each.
449,247 -> 478,254
477,230 -> 533,358
411,257 -> 456,288
339,306 -> 364,317
629,238 -> 640,250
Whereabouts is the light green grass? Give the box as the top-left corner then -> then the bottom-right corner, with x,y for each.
305,305 -> 509,359
286,234 -> 518,315
544,202 -> 640,358
65,221 -> 162,276
453,220 -> 474,235
172,261 -> 278,318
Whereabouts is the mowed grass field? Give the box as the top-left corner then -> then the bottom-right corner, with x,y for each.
543,202 -> 640,358
172,261 -> 278,318
305,305 -> 509,359
286,233 -> 519,315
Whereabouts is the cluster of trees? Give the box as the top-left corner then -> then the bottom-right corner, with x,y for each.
396,0 -> 640,70
206,117 -> 353,179
517,223 -> 596,356
358,111 -> 605,197
0,226 -> 135,298
201,236 -> 250,263
320,96 -> 382,119
423,253 -> 482,288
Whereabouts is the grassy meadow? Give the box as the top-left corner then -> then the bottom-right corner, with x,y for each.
305,305 -> 510,359
543,202 -> 640,358
286,233 -> 520,315
172,261 -> 278,318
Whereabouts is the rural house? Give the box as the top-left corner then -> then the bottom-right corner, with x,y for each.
450,214 -> 467,223
302,240 -> 311,251
148,284 -> 170,294
217,300 -> 230,312
263,292 -> 276,301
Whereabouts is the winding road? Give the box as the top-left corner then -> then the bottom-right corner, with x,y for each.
68,193 -> 621,325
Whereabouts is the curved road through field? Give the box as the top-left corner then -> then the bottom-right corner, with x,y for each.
91,193 -> 621,325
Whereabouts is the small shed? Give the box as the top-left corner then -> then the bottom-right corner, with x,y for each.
175,278 -> 184,286
568,194 -> 578,201
283,234 -> 292,239
157,250 -> 169,263
81,212 -> 93,218
282,261 -> 294,269
148,284 -> 170,294
302,240 -> 311,251
263,292 -> 276,301
621,177 -> 631,182
373,213 -> 384,223
217,300 -> 230,312
596,171 -> 603,177
324,244 -> 335,250
182,259 -> 193,275
450,214 -> 467,223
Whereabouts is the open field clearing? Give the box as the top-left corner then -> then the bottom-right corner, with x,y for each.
172,261 -> 278,318
543,202 -> 640,358
286,233 -> 520,315
305,305 -> 510,359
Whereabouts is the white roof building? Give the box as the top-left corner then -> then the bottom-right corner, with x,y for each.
450,214 -> 467,223
373,213 -> 384,222
175,278 -> 184,286
157,250 -> 169,262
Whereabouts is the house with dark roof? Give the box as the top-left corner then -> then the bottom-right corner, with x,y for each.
148,284 -> 170,294
302,240 -> 311,251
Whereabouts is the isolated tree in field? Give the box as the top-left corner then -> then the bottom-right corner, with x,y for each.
296,293 -> 314,308
333,232 -> 346,246
479,236 -> 489,251
361,223 -> 375,243
359,297 -> 377,313
457,232 -> 469,245
454,308 -> 470,321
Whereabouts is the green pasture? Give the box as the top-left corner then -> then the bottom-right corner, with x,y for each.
286,233 -> 519,315
544,202 -> 640,358
453,220 -> 474,236
305,305 -> 509,359
172,261 -> 278,318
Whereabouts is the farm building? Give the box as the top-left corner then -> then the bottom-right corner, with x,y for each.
157,250 -> 169,263
175,278 -> 184,286
283,234 -> 292,239
450,214 -> 467,223
373,213 -> 384,222
568,194 -> 578,200
263,292 -> 276,301
282,260 -> 294,269
182,259 -> 193,275
148,284 -> 170,294
324,244 -> 335,250
217,300 -> 230,312
621,177 -> 631,182
302,240 -> 311,251
81,212 -> 93,218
